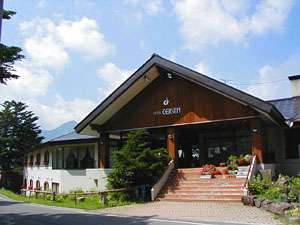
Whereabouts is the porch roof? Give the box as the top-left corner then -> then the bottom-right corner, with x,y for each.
269,96 -> 300,122
75,54 -> 287,134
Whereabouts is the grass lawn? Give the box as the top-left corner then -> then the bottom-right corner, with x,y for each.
0,188 -> 133,210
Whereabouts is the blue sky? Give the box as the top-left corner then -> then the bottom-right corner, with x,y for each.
1,0 -> 300,129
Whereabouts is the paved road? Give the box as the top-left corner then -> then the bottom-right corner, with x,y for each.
0,195 -> 274,225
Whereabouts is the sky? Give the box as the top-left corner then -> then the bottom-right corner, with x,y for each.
1,0 -> 300,130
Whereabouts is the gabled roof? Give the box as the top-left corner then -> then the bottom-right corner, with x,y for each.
28,132 -> 98,153
269,96 -> 300,122
48,131 -> 97,143
75,54 -> 286,133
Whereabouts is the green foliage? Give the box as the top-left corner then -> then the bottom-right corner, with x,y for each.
249,174 -> 272,195
227,154 -> 238,171
2,9 -> 16,20
0,9 -> 24,84
0,43 -> 24,84
261,187 -> 283,202
0,101 -> 43,174
0,188 -> 134,210
107,130 -> 170,189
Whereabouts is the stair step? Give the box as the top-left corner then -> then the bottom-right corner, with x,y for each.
158,198 -> 242,202
164,186 -> 244,191
157,167 -> 249,203
162,190 -> 244,195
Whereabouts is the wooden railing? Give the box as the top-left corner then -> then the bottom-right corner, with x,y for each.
20,188 -> 130,205
243,155 -> 257,196
151,160 -> 174,201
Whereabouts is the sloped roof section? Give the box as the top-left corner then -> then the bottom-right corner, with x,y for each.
75,54 -> 287,133
269,96 -> 300,122
48,131 -> 97,143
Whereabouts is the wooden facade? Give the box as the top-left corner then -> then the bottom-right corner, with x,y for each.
102,74 -> 258,131
96,72 -> 265,166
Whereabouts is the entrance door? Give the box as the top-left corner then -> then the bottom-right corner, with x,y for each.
177,129 -> 202,168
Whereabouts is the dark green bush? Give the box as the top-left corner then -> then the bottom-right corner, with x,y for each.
107,130 -> 170,189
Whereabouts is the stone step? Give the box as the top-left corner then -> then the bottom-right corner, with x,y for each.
163,186 -> 244,191
158,194 -> 243,201
158,197 -> 242,202
172,180 -> 246,185
162,190 -> 244,195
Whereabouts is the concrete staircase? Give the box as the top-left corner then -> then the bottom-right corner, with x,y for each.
157,168 -> 246,202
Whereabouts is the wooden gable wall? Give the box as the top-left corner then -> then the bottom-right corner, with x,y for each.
101,74 -> 258,131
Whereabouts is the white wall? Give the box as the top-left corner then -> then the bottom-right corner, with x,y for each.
290,78 -> 300,97
24,143 -> 112,193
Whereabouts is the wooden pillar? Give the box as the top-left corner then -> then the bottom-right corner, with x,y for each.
250,119 -> 264,163
98,133 -> 109,168
167,127 -> 177,163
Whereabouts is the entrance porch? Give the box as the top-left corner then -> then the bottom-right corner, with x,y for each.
166,118 -> 263,169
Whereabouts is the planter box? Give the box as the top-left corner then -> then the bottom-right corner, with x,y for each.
200,175 -> 212,179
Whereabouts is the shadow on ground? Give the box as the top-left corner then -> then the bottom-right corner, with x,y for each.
0,211 -> 158,225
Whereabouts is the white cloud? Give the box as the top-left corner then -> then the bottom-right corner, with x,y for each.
97,63 -> 134,97
30,95 -> 97,129
20,17 -> 113,69
56,18 -> 113,58
195,61 -> 210,75
24,36 -> 69,69
245,54 -> 300,100
124,0 -> 163,15
0,62 -> 53,101
174,0 -> 294,49
146,0 -> 163,15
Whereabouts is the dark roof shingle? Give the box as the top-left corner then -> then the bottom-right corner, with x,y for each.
269,96 -> 300,122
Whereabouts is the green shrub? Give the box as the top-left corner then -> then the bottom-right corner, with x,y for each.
261,187 -> 283,202
249,174 -> 273,195
107,192 -> 130,203
107,130 -> 170,189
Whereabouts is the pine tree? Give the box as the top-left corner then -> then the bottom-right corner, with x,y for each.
0,9 -> 24,84
0,101 -> 43,173
107,130 -> 170,189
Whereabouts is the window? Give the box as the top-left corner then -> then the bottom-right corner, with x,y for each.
35,153 -> 41,166
35,180 -> 41,190
52,148 -> 63,169
66,151 -> 78,169
109,140 -> 119,168
52,182 -> 59,193
29,179 -> 33,190
80,149 -> 94,169
285,128 -> 300,159
44,151 -> 49,165
44,182 -> 49,191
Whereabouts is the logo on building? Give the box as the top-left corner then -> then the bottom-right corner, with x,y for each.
163,97 -> 169,106
152,97 -> 181,116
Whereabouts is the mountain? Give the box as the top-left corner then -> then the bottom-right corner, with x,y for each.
41,120 -> 77,142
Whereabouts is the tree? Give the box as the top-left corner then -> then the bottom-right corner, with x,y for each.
0,101 -> 43,173
107,130 -> 170,189
0,9 -> 24,84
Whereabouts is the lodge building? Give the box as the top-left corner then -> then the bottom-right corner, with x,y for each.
23,54 -> 300,198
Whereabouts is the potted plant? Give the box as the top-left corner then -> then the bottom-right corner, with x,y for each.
237,154 -> 251,166
227,154 -> 238,176
200,164 -> 215,179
